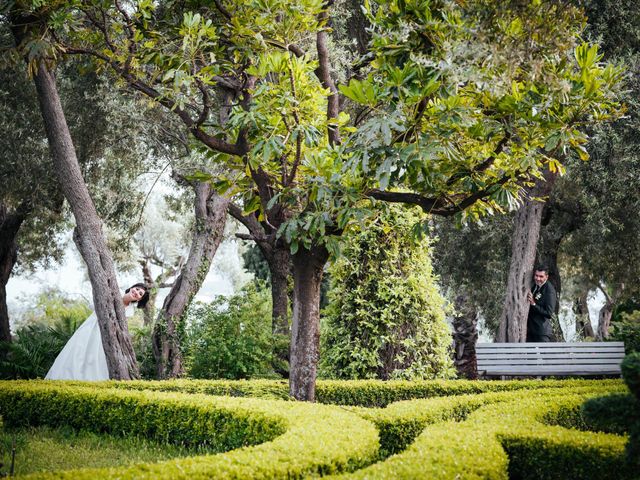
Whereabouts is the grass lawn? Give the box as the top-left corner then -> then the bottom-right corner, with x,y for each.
0,425 -> 208,476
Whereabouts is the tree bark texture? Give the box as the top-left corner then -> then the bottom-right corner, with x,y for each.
265,246 -> 291,336
152,182 -> 229,378
497,171 -> 557,343
0,203 -> 28,344
452,292 -> 479,379
597,299 -> 614,340
140,260 -> 156,327
31,62 -> 139,379
289,245 -> 329,401
574,292 -> 595,339
538,196 -> 585,342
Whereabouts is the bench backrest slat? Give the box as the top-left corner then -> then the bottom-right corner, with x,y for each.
476,342 -> 625,377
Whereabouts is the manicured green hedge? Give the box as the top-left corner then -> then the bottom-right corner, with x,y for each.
0,380 -> 630,479
329,385 -> 631,479
622,352 -> 640,399
581,393 -> 639,435
84,377 -> 625,407
0,382 -> 379,479
358,382 -> 627,457
621,352 -> 640,471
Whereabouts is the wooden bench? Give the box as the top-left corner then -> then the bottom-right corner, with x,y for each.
476,342 -> 626,377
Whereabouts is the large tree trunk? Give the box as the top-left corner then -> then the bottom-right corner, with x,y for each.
452,292 -> 479,379
596,294 -> 614,340
29,61 -> 139,379
574,292 -> 595,339
0,203 -> 29,344
152,182 -> 228,378
289,245 -> 328,401
497,171 -> 557,343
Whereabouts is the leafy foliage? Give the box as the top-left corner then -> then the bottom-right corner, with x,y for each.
184,282 -> 284,379
0,289 -> 90,379
610,311 -> 640,354
321,205 -> 454,380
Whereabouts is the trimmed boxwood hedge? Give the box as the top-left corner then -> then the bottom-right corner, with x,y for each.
580,393 -> 639,435
77,377 -> 625,407
0,382 -> 379,479
0,379 -> 631,479
357,382 -> 628,456
329,385 -> 631,479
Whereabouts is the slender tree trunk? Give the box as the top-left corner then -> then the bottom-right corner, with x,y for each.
30,61 -> 139,379
289,245 -> 328,401
139,260 -> 156,326
266,246 -> 291,336
597,297 -> 614,340
452,292 -> 479,379
265,245 -> 291,378
497,171 -> 557,343
0,204 -> 28,344
152,182 -> 229,378
574,292 -> 595,339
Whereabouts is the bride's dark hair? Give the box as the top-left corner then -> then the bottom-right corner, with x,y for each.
125,283 -> 150,309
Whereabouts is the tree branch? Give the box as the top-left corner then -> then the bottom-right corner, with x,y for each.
367,171 -> 527,216
316,9 -> 341,146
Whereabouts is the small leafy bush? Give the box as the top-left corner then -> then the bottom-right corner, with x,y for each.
0,289 -> 90,379
183,282 -> 283,379
621,352 -> 640,471
611,310 -> 640,354
321,206 -> 454,381
581,393 -> 638,435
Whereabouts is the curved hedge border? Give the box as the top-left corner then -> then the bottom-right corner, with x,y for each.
330,385 -> 631,479
0,381 -> 379,479
65,377 -> 625,407
0,380 -> 629,479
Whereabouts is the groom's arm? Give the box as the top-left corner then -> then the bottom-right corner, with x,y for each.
530,286 -> 556,320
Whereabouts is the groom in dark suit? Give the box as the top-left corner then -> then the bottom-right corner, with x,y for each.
526,265 -> 557,342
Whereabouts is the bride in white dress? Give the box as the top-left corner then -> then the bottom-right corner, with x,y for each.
45,284 -> 149,381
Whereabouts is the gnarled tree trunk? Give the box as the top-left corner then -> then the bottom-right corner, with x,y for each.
596,290 -> 614,340
574,292 -> 595,339
289,245 -> 328,401
31,61 -> 139,379
152,182 -> 228,378
497,170 -> 557,343
0,203 -> 29,344
452,292 -> 479,379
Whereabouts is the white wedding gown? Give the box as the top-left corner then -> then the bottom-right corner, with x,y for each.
45,304 -> 134,381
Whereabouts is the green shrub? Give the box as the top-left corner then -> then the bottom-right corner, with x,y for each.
336,386 -> 630,480
321,206 -> 454,381
620,352 -> 640,472
0,380 -> 631,479
0,290 -> 91,379
611,310 -> 640,354
89,377 -> 624,407
128,323 -> 157,380
581,393 -> 639,435
183,282 -> 282,379
0,382 -> 379,479
622,352 -> 640,400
